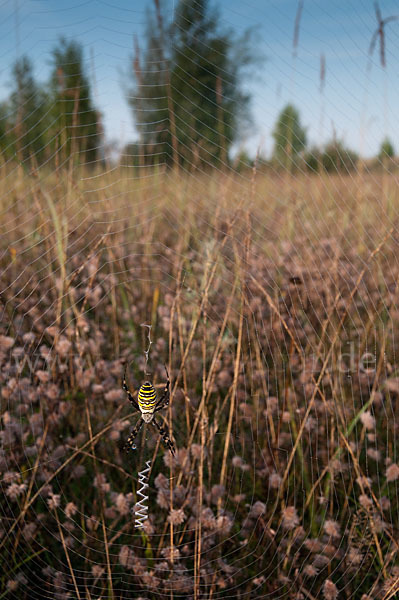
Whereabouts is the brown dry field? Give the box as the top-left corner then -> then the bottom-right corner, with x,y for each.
1,167 -> 399,599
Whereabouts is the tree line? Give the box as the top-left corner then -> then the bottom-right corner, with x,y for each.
0,38 -> 100,169
0,0 -> 254,171
266,104 -> 395,174
0,0 -> 395,173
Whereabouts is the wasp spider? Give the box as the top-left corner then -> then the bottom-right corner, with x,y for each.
122,365 -> 175,456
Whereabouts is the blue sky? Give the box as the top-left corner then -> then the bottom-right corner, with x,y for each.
0,0 -> 398,157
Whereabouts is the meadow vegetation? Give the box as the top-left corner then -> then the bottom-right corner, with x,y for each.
1,166 -> 399,598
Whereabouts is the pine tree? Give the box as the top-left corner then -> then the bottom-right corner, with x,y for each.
0,100 -> 13,163
379,137 -> 395,161
50,38 -> 100,166
129,0 -> 255,169
8,56 -> 48,166
129,11 -> 170,166
272,104 -> 307,171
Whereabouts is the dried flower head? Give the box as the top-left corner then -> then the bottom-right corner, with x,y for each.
233,493 -> 246,503
155,472 -> 169,490
304,538 -> 322,553
367,448 -> 380,461
356,475 -> 372,488
386,463 -> 399,482
163,452 -> 175,468
282,506 -> 299,530
312,554 -> 330,569
15,573 -> 27,586
249,501 -> 266,518
91,565 -> 105,578
168,508 -> 186,525
119,545 -> 135,569
216,515 -> 232,535
201,507 -> 216,529
22,522 -> 37,541
211,484 -> 225,503
303,564 -> 318,577
6,580 -> 18,592
56,337 -> 71,357
191,444 -> 202,459
93,473 -> 110,493
232,455 -> 244,468
373,513 -> 387,533
359,494 -> 373,510
47,493 -> 61,510
105,389 -> 124,402
323,519 -> 340,538
323,579 -> 338,600
161,546 -> 180,561
269,472 -> 282,489
35,370 -> 49,383
143,518 -> 154,535
0,336 -> 15,350
347,547 -> 363,566
154,560 -> 169,574
176,447 -> 191,470
3,471 -> 20,484
71,465 -> 86,479
65,502 -> 77,518
6,483 -> 26,500
115,493 -> 130,516
156,489 -> 170,509
109,429 -> 120,441
86,515 -> 100,531
360,411 -> 375,430
266,396 -> 278,413
217,369 -> 232,388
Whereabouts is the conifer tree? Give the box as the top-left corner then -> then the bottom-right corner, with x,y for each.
8,56 -> 48,166
129,0 -> 255,169
50,38 -> 100,166
379,137 -> 395,161
272,104 -> 307,171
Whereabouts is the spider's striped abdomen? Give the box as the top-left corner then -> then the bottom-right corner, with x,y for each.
138,381 -> 157,412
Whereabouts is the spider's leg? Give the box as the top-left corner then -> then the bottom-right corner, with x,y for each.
122,367 -> 139,410
155,366 -> 170,411
155,385 -> 170,411
164,363 -> 170,382
152,416 -> 175,456
155,398 -> 169,412
123,417 -> 144,452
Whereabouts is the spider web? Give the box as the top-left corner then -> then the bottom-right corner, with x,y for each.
1,1 -> 399,599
